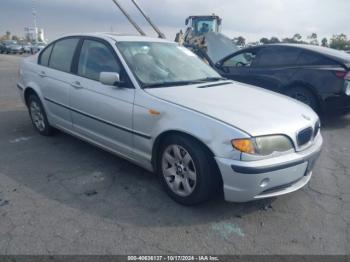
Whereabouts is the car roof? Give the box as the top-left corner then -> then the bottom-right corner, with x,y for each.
234,43 -> 350,67
61,32 -> 173,43
270,43 -> 350,58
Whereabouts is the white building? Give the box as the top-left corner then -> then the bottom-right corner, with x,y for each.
24,27 -> 45,42
38,28 -> 45,42
24,27 -> 37,42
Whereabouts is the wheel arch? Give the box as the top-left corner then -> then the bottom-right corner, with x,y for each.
151,129 -> 223,189
283,81 -> 323,112
23,80 -> 45,107
152,130 -> 215,170
24,87 -> 38,107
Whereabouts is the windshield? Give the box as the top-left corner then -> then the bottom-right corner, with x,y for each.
116,41 -> 221,88
194,18 -> 217,34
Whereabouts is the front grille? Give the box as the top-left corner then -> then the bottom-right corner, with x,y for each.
297,127 -> 313,147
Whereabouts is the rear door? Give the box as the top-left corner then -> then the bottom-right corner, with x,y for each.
295,50 -> 346,95
249,46 -> 302,91
39,37 -> 80,129
69,37 -> 135,157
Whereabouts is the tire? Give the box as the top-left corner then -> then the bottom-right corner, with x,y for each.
285,87 -> 318,112
28,94 -> 55,136
157,135 -> 220,206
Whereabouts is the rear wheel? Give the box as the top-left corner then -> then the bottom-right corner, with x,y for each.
285,87 -> 318,112
28,95 -> 55,136
157,135 -> 220,205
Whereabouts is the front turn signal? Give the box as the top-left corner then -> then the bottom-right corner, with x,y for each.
232,139 -> 256,154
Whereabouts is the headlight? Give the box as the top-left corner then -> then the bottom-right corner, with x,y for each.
232,135 -> 294,156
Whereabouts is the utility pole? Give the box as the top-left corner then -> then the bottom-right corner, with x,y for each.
130,0 -> 166,39
111,0 -> 146,36
32,0 -> 38,42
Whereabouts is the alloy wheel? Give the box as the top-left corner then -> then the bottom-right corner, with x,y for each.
161,144 -> 197,197
30,101 -> 46,132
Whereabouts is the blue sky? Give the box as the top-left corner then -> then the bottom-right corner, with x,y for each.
1,0 -> 349,42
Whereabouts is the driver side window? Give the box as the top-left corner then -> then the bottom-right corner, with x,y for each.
222,52 -> 257,68
78,39 -> 121,82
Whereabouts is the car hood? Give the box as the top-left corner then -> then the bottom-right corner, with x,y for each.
145,81 -> 318,137
204,32 -> 239,64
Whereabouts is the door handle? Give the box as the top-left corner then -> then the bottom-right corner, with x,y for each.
38,71 -> 46,78
71,81 -> 83,89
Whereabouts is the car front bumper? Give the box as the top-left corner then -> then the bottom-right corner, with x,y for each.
215,134 -> 323,202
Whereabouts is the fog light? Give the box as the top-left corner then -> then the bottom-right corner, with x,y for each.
259,178 -> 270,188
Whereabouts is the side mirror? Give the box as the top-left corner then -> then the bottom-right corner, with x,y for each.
99,72 -> 122,86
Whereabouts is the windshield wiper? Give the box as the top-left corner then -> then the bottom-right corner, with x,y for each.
142,77 -> 230,89
197,77 -> 229,82
142,80 -> 207,89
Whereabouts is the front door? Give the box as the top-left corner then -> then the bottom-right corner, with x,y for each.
69,38 -> 135,157
218,50 -> 259,85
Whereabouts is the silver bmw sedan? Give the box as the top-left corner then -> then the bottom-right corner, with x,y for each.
17,33 -> 322,205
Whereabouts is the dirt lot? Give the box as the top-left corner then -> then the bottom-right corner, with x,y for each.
0,54 -> 349,255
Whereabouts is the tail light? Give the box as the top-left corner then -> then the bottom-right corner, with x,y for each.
345,71 -> 350,80
335,70 -> 347,78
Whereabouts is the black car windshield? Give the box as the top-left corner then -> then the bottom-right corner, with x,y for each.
116,41 -> 222,88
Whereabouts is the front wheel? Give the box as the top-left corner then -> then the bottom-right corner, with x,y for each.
157,135 -> 220,205
285,87 -> 318,112
28,95 -> 55,136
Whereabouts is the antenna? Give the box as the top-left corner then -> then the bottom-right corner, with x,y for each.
130,0 -> 166,39
111,0 -> 146,36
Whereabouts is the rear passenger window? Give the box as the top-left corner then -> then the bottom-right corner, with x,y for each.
297,51 -> 337,65
49,38 -> 79,73
77,40 -> 121,81
39,45 -> 53,66
257,47 -> 301,67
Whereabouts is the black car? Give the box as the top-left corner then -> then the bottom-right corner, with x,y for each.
214,44 -> 350,115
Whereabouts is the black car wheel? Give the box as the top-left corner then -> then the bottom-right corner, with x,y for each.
285,87 -> 318,112
157,135 -> 220,206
